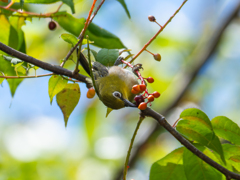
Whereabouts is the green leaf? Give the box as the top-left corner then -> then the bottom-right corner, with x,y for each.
176,108 -> 225,163
96,48 -> 119,66
48,75 -> 68,104
56,83 -> 80,127
106,107 -> 113,117
0,15 -> 11,54
212,116 -> 240,145
222,144 -> 240,172
183,144 -> 224,180
14,0 -> 75,13
9,16 -> 26,51
60,33 -> 93,46
116,0 -> 130,18
20,0 -> 24,9
54,12 -> 125,49
150,147 -> 187,180
61,33 -> 78,46
0,72 -> 4,84
0,55 -> 25,97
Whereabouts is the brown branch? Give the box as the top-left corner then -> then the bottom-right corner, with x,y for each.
115,1 -> 240,179
0,42 -> 91,87
73,0 -> 97,74
142,108 -> 240,180
125,0 -> 188,67
61,0 -> 105,67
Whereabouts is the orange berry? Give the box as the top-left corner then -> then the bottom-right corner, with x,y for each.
87,87 -> 95,98
132,85 -> 140,92
147,77 -> 154,83
153,53 -> 161,61
131,88 -> 139,94
139,84 -> 146,91
152,91 -> 160,98
147,95 -> 154,102
138,102 -> 147,110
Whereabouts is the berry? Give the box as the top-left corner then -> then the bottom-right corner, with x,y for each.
147,77 -> 154,83
132,85 -> 140,92
147,95 -> 154,102
153,53 -> 161,61
152,91 -> 160,98
148,15 -> 156,22
138,102 -> 147,110
131,88 -> 139,94
139,84 -> 146,91
134,95 -> 145,106
48,21 -> 57,30
87,87 -> 95,98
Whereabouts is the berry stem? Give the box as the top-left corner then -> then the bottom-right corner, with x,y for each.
145,49 -> 154,55
123,115 -> 145,180
124,0 -> 188,67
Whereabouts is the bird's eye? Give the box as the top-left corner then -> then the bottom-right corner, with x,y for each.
113,91 -> 121,98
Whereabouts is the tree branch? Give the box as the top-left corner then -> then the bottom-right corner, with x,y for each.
141,108 -> 240,180
0,42 -> 91,87
115,1 -> 240,179
61,0 -> 105,67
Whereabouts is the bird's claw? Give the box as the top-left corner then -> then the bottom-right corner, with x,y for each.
132,63 -> 143,76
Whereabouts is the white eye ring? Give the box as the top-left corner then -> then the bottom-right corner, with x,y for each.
113,91 -> 121,98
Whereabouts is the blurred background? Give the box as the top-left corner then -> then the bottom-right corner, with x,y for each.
1,0 -> 240,179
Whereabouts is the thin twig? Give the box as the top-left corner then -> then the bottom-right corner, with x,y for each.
0,73 -> 53,79
125,0 -> 188,67
123,115 -> 145,180
73,0 -> 97,74
0,2 -> 64,18
87,36 -> 97,93
61,0 -> 105,67
60,75 -> 80,83
0,42 -> 91,87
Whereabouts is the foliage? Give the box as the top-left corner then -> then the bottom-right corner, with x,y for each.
150,108 -> 240,180
0,0 -> 240,180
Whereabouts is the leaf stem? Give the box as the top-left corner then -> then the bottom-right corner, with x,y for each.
123,115 -> 145,180
125,0 -> 188,67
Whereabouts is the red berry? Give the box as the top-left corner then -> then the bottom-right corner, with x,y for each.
153,53 -> 161,61
147,95 -> 154,102
87,87 -> 95,98
148,15 -> 156,22
48,21 -> 56,30
138,102 -> 147,110
132,85 -> 140,92
147,77 -> 154,83
134,95 -> 145,106
152,91 -> 160,98
139,84 -> 146,91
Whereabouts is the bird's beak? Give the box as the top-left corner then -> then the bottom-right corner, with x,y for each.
122,99 -> 137,107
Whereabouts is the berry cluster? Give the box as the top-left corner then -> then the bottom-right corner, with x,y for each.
121,60 -> 161,110
131,78 -> 160,110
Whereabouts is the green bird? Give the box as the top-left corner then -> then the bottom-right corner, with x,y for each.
79,52 -> 138,109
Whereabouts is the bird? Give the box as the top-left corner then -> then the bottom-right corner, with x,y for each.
78,52 -> 139,109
